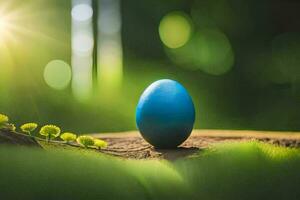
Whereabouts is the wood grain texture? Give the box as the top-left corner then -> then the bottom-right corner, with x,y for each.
92,129 -> 300,159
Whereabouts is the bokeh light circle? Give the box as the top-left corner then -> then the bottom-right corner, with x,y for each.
44,60 -> 72,90
71,4 -> 93,22
167,29 -> 234,75
159,12 -> 192,49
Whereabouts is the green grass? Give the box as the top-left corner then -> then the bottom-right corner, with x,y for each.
1,141 -> 300,200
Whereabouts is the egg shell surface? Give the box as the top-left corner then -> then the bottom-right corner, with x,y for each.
136,79 -> 195,148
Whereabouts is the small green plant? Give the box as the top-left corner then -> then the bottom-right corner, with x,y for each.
9,124 -> 16,131
0,114 -> 107,151
3,123 -> 16,132
93,139 -> 108,149
39,125 -> 61,142
20,123 -> 38,136
0,114 -> 16,131
60,132 -> 77,143
0,114 -> 9,128
77,135 -> 95,148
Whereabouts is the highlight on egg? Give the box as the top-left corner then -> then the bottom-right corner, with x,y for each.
136,79 -> 195,148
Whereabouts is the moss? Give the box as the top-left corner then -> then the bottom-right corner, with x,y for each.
1,142 -> 300,200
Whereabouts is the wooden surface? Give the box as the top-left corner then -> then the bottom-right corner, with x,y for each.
2,129 -> 300,160
93,129 -> 300,139
92,129 -> 300,160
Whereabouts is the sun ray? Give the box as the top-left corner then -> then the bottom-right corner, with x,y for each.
0,0 -> 68,49
7,23 -> 61,44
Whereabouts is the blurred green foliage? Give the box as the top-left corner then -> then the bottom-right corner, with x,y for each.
0,0 -> 300,132
1,142 -> 300,199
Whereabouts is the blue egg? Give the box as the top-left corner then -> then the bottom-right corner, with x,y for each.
136,79 -> 195,148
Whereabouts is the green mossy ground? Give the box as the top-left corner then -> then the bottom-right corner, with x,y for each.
0,141 -> 300,200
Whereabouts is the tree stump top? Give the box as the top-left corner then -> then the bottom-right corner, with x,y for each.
92,129 -> 300,160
